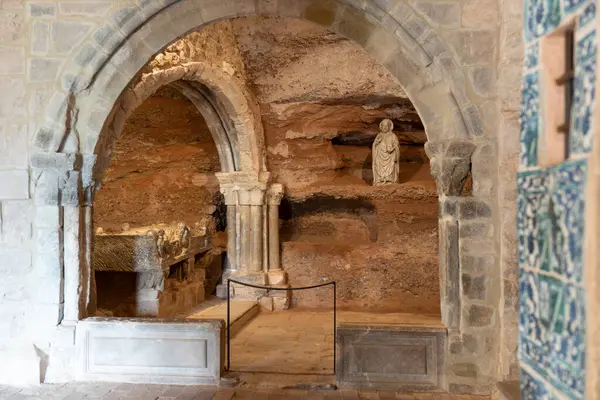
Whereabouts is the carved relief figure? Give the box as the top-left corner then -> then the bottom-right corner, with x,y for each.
372,119 -> 400,185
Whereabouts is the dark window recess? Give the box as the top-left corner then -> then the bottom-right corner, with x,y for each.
555,28 -> 575,159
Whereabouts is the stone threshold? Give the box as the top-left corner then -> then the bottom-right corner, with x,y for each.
185,297 -> 260,337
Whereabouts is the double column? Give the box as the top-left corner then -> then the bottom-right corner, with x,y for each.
217,173 -> 285,290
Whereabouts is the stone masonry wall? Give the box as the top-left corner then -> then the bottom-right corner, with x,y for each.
0,0 -> 518,393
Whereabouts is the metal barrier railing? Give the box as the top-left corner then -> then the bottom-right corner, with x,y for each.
226,278 -> 337,373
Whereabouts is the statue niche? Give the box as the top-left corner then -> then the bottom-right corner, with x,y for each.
372,119 -> 400,185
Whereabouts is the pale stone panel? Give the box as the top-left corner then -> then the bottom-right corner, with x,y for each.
0,170 -> 28,199
76,318 -> 224,385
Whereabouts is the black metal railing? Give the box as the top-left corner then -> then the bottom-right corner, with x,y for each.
226,278 -> 337,373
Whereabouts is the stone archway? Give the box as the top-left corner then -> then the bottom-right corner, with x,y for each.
27,0 -> 498,393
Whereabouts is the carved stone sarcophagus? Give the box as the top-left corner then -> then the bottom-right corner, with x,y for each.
93,222 -> 214,318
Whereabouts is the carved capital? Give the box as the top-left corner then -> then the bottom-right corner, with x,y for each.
426,140 -> 475,197
266,184 -> 284,205
220,186 -> 238,206
238,187 -> 265,206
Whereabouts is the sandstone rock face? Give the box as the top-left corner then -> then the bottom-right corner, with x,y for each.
95,15 -> 440,315
232,16 -> 407,104
94,87 -> 222,234
230,16 -> 438,314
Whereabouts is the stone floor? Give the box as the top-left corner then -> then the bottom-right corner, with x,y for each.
230,309 -> 442,375
0,383 -> 490,399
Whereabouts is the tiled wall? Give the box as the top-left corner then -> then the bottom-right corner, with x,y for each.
519,0 -> 597,398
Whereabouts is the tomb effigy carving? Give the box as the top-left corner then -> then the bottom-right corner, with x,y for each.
372,119 -> 400,186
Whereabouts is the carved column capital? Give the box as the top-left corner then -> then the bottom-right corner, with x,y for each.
220,186 -> 238,206
266,184 -> 284,205
238,187 -> 265,206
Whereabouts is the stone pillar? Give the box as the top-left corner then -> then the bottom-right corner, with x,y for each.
267,184 -> 284,271
238,189 -> 252,273
249,189 -> 265,273
222,188 -> 238,271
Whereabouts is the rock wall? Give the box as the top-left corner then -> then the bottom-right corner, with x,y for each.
94,87 -> 222,233
232,16 -> 439,314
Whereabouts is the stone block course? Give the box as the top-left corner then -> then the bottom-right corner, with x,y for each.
58,2 -> 112,17
0,249 -> 31,276
443,29 -> 496,66
469,67 -> 497,98
462,274 -> 487,300
28,3 -> 56,18
467,304 -> 495,327
28,58 -> 62,83
0,10 -> 25,44
93,22 -> 126,56
459,199 -> 492,220
0,122 -> 27,168
0,46 -> 24,74
0,76 -> 26,118
462,0 -> 499,28
109,6 -> 145,37
50,21 -> 94,55
413,1 -> 461,28
0,170 -> 29,200
2,200 -> 33,243
31,21 -> 49,55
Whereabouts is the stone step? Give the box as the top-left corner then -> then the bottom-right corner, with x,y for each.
186,298 -> 260,337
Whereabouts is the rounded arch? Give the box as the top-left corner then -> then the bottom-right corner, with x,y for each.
33,0 -> 483,170
91,61 -> 262,177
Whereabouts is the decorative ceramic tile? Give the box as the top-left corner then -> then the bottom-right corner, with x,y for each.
520,2 -> 593,398
579,2 -> 596,27
576,30 -> 597,64
547,284 -> 586,398
570,31 -> 597,154
521,369 -> 549,400
525,42 -> 540,69
549,160 -> 587,282
525,0 -> 561,41
517,171 -> 548,268
564,0 -> 589,13
520,72 -> 540,167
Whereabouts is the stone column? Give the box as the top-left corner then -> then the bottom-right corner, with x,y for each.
237,189 -> 252,273
221,188 -> 238,271
267,184 -> 284,271
249,189 -> 265,273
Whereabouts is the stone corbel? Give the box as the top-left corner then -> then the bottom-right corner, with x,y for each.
425,141 -> 475,197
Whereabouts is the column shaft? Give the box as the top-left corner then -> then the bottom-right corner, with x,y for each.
250,205 -> 263,272
226,205 -> 237,271
239,205 -> 251,272
268,204 -> 281,271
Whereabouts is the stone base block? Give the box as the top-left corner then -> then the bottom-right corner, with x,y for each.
267,285 -> 291,310
267,269 -> 287,285
259,297 -> 274,311
273,296 -> 290,311
336,323 -> 446,391
76,318 -> 224,385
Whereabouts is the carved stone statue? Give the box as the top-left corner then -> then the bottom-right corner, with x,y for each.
372,119 -> 400,185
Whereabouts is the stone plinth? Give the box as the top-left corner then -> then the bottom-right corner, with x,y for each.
76,318 -> 225,385
336,323 -> 446,392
